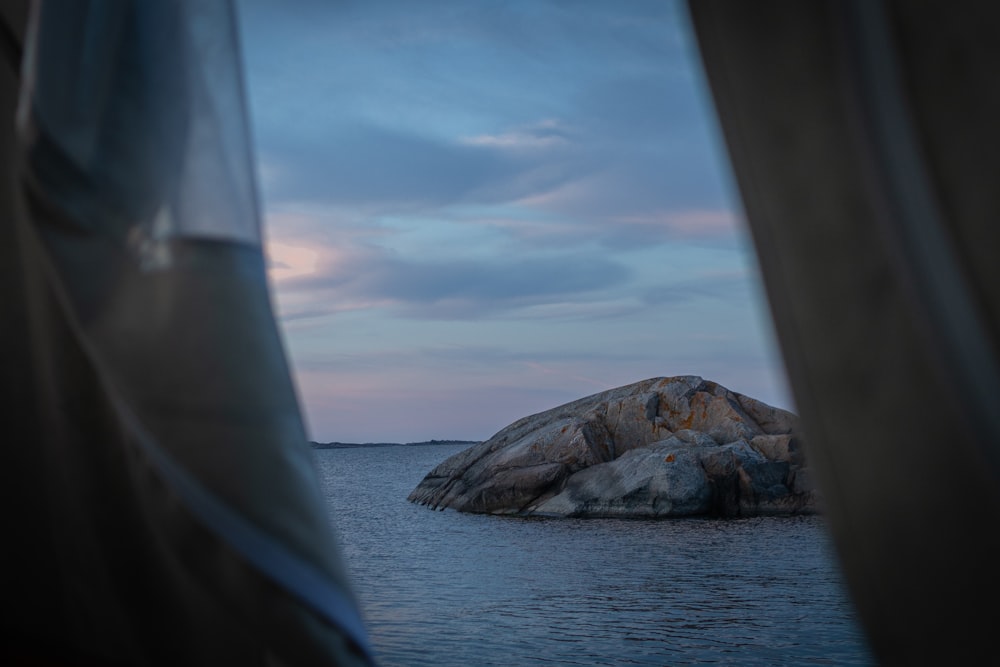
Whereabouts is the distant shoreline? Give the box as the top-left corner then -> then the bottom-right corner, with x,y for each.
310,439 -> 479,450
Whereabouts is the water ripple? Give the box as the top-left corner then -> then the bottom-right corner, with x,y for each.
314,445 -> 875,666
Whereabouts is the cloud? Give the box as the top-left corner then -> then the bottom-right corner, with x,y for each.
239,1 -> 685,67
265,242 -> 320,282
640,268 -> 754,306
367,256 -> 625,302
460,119 -> 574,150
470,202 -> 745,253
256,123 -> 513,208
289,326 -> 792,442
621,210 -> 739,237
236,1 -> 796,443
577,75 -> 706,141
277,245 -> 632,322
240,0 -> 720,221
512,150 -> 735,225
608,209 -> 744,245
253,117 -> 599,217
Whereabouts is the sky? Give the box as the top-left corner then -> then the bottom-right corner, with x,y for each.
235,0 -> 792,444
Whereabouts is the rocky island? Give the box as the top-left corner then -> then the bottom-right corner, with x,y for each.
408,376 -> 819,518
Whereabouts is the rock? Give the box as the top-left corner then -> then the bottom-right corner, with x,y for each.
408,376 -> 820,517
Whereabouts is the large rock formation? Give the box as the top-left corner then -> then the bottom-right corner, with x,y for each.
408,376 -> 820,518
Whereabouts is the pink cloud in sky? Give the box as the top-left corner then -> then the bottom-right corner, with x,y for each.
265,242 -> 320,282
611,209 -> 742,239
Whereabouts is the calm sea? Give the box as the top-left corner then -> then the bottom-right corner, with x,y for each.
313,443 -> 875,666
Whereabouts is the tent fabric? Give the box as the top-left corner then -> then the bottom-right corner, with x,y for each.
23,0 -> 260,245
686,1 -> 1000,664
2,1 -> 373,664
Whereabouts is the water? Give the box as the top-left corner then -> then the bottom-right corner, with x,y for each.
314,443 -> 875,666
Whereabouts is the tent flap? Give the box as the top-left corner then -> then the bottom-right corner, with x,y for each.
3,1 -> 374,664
686,1 -> 1000,664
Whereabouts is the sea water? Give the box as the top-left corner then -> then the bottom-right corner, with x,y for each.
314,443 -> 875,666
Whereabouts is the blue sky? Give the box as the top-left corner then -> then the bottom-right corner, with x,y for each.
235,0 -> 792,443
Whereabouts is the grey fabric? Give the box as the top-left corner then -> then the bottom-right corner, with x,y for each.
22,0 -> 259,244
3,1 -> 373,664
0,0 -> 60,653
687,1 -> 1000,664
